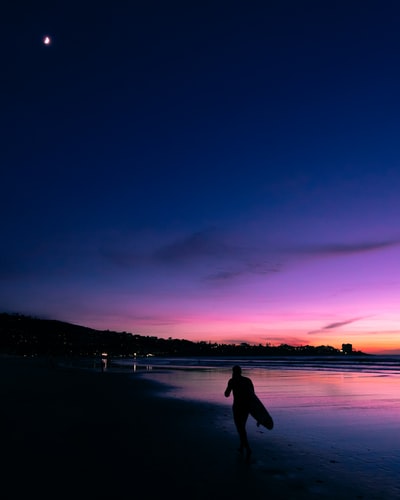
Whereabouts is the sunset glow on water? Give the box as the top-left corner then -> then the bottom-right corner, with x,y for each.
125,356 -> 400,455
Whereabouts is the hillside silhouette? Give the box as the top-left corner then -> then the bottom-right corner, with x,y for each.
0,313 -> 366,358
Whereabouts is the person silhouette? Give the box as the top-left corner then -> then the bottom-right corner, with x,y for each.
224,365 -> 254,460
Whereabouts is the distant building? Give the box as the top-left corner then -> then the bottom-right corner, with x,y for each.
342,343 -> 353,354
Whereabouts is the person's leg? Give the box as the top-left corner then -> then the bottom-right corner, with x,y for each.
233,408 -> 251,457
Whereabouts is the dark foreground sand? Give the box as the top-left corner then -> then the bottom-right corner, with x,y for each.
1,356 -> 396,500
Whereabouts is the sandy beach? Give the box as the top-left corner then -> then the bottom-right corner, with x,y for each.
1,355 -> 399,500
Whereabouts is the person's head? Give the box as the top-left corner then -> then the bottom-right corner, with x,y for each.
232,365 -> 242,377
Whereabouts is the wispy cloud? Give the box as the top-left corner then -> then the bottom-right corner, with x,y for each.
205,270 -> 244,282
154,231 -> 400,269
153,229 -> 221,262
298,239 -> 400,257
308,317 -> 365,335
100,228 -> 400,291
100,228 -> 230,269
205,263 -> 280,284
152,228 -> 281,283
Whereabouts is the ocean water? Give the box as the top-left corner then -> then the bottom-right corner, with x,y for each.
111,355 -> 400,453
111,355 -> 399,414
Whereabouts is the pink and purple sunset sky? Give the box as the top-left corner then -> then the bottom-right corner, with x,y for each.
1,2 -> 400,354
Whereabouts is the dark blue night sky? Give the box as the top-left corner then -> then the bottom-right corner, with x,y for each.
2,1 -> 400,353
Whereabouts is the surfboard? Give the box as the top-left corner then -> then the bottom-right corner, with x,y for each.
249,393 -> 274,430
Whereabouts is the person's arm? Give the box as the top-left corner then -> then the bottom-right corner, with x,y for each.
224,379 -> 232,397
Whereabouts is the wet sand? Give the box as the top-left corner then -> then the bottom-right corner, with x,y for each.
1,355 -> 398,499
